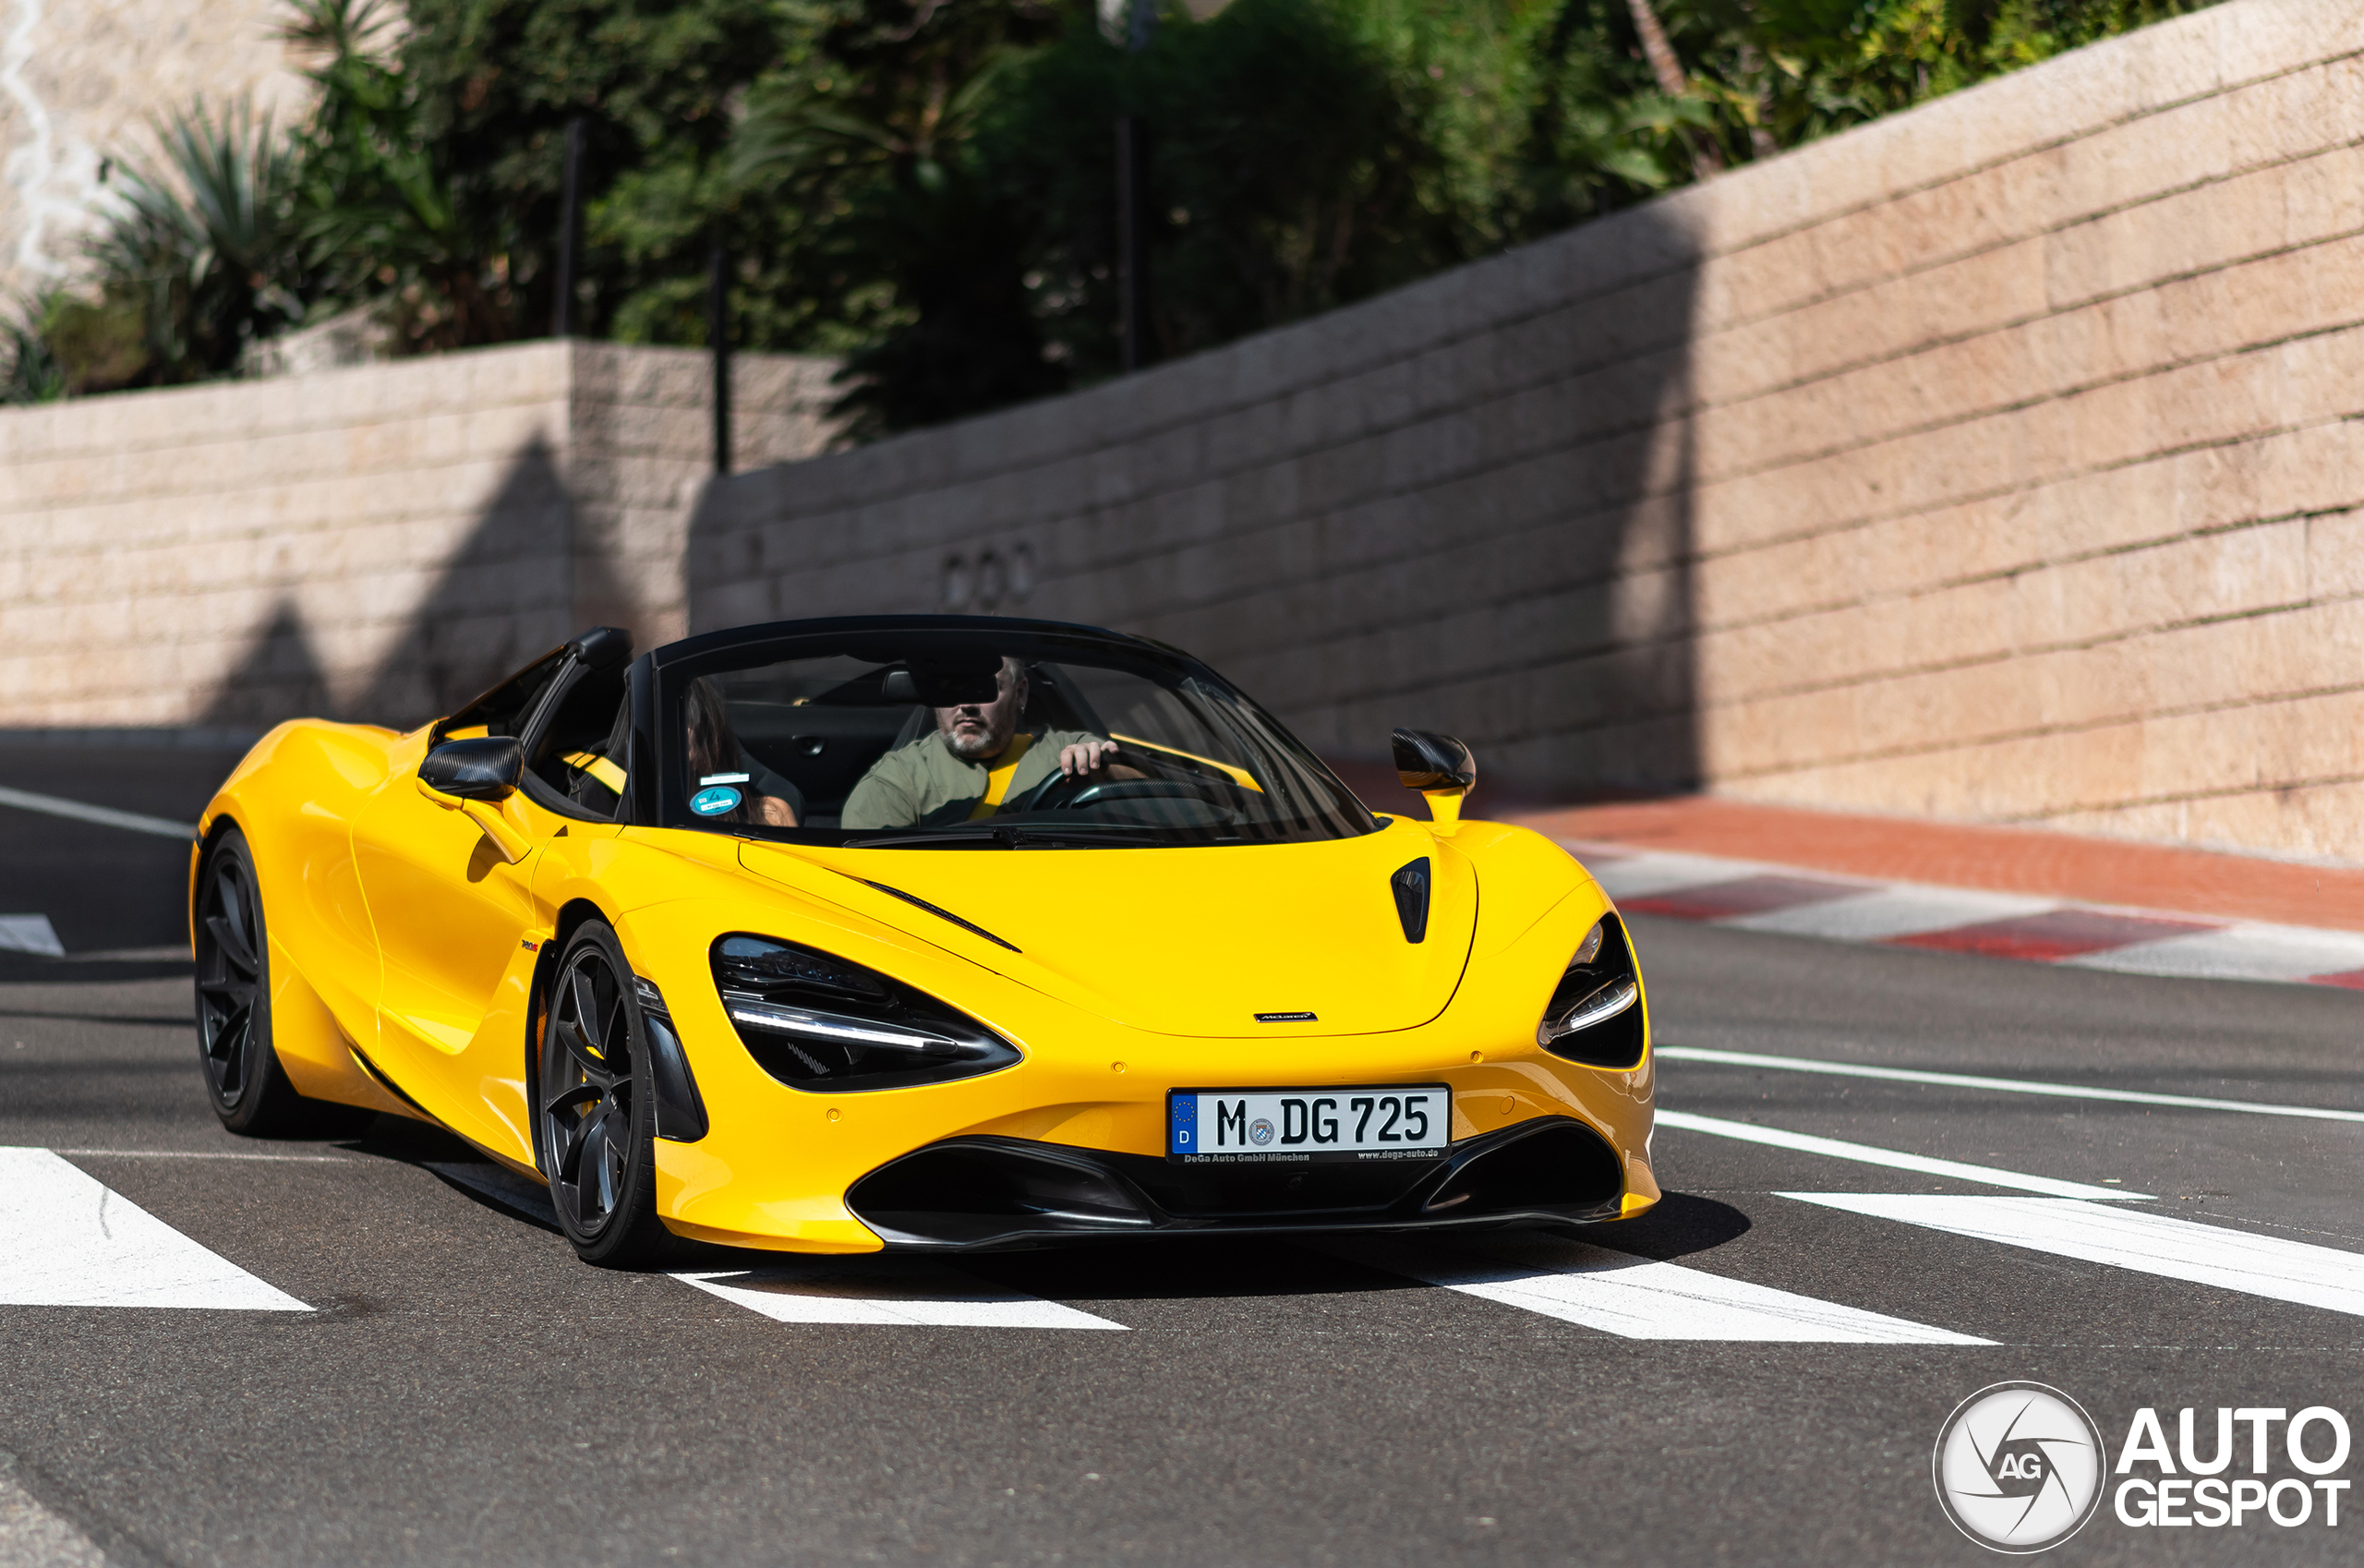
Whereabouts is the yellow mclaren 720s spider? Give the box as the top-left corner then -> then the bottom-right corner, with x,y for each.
190,615 -> 1658,1264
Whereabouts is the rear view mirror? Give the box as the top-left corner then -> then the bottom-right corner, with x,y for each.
419,737 -> 525,802
882,655 -> 1003,707
1390,729 -> 1476,836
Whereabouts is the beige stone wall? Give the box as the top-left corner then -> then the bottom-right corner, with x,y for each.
0,0 -> 313,306
1673,0 -> 2364,858
688,0 -> 2364,862
0,341 -> 838,730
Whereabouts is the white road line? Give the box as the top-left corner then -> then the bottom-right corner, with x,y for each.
0,784 -> 192,840
1348,1236 -> 1989,1343
0,1148 -> 309,1309
1653,1108 -> 2148,1200
0,915 -> 61,957
54,945 -> 189,963
57,1150 -> 349,1162
1658,1045 -> 2364,1125
2063,921 -> 2364,982
674,1262 -> 1128,1330
1785,1194 -> 2364,1319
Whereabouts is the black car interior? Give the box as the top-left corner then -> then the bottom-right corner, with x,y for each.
723,661 -> 1105,829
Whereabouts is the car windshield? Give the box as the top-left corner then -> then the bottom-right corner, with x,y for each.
658,630 -> 1377,847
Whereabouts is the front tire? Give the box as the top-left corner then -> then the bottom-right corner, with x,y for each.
536,921 -> 677,1267
194,827 -> 374,1138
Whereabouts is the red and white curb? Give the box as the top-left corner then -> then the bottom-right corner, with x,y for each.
1562,843 -> 2364,989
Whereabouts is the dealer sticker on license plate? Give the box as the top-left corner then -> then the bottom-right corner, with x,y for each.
1167,1085 -> 1451,1163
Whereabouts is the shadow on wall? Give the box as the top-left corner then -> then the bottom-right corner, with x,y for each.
200,437 -> 633,732
199,601 -> 333,730
1301,202 -> 1705,809
682,203 -> 1704,807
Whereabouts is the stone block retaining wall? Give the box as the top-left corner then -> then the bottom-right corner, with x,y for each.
0,342 -> 838,730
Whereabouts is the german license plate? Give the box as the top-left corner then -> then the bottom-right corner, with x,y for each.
1167,1085 -> 1450,1164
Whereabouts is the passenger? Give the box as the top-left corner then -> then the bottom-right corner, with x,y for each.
841,657 -> 1140,830
686,677 -> 802,827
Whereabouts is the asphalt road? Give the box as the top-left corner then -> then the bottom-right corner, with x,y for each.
3,742 -> 2361,1566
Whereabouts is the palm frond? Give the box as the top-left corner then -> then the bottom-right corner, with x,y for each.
275,0 -> 394,64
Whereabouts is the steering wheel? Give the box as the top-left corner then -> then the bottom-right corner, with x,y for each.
1007,768 -> 1246,820
1007,764 -> 1097,816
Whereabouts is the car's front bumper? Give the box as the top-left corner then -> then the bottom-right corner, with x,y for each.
841,1116 -> 1627,1251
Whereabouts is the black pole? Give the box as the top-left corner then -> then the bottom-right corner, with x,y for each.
708,243 -> 731,476
1116,113 -> 1151,374
1114,0 -> 1154,374
553,115 -> 585,338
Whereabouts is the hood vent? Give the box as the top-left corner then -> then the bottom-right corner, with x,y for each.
862,880 -> 1022,953
1391,858 -> 1430,943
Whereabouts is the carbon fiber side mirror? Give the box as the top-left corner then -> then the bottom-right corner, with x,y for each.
419,736 -> 524,802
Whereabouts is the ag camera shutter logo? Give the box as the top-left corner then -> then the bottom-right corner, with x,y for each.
1933,1382 -> 2105,1552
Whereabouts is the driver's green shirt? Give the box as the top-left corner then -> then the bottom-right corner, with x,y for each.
840,729 -> 1101,830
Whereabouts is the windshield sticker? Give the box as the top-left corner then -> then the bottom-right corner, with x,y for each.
690,785 -> 743,817
699,772 -> 751,785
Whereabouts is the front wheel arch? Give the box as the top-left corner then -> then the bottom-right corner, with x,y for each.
191,823 -> 372,1139
530,916 -> 678,1267
189,812 -> 244,948
525,897 -> 619,1176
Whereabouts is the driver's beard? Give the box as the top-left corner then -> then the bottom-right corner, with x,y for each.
945,726 -> 1007,763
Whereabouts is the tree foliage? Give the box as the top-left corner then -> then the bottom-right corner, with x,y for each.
32,100 -> 305,392
744,0 -> 2215,428
282,0 -> 519,349
4,0 -> 2217,417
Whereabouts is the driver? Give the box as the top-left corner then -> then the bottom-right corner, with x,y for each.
841,657 -> 1140,831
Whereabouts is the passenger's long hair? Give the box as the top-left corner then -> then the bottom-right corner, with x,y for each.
683,677 -> 752,824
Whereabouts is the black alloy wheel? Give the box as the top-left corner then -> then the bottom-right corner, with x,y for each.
537,921 -> 675,1266
194,827 -> 373,1138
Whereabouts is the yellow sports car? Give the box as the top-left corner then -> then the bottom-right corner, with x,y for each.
192,616 -> 1658,1264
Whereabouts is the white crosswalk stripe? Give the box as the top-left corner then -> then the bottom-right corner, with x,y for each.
0,915 -> 62,957
0,1148 -> 309,1310
1783,1194 -> 2364,1319
28,1140 -> 2364,1341
423,1158 -> 1126,1329
1337,1236 -> 1990,1343
674,1263 -> 1128,1329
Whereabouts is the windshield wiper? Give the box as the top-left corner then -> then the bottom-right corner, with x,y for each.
839,823 -> 1168,850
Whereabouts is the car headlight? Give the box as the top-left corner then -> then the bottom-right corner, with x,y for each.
711,935 -> 1021,1092
1536,914 -> 1646,1068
